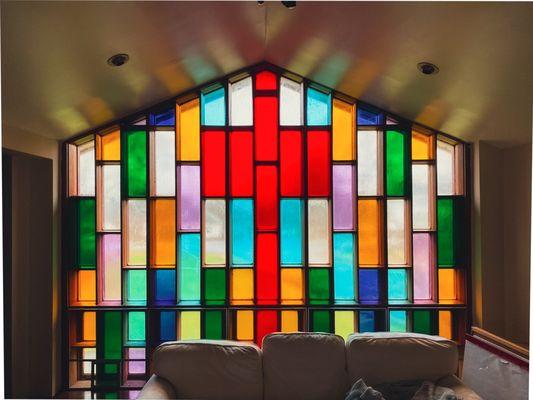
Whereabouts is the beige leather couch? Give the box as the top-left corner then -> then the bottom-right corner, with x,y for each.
138,332 -> 481,400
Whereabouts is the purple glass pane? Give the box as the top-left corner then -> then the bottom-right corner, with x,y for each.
128,348 -> 146,374
333,165 -> 355,230
413,233 -> 432,300
101,234 -> 121,303
178,165 -> 200,231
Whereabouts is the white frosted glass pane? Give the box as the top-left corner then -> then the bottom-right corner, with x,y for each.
102,165 -> 121,231
154,130 -> 176,196
437,141 -> 454,195
230,77 -> 253,126
101,234 -> 121,302
357,130 -> 379,195
204,199 -> 226,265
78,141 -> 95,196
126,200 -> 147,266
387,199 -> 407,265
82,347 -> 96,375
280,77 -> 303,126
412,165 -> 431,230
308,199 -> 330,265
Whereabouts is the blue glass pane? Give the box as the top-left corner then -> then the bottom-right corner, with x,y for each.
230,199 -> 254,265
307,87 -> 331,126
280,199 -> 303,266
359,311 -> 375,333
390,310 -> 408,332
154,269 -> 176,304
179,234 -> 201,302
359,269 -> 380,303
388,269 -> 408,301
160,311 -> 176,342
357,107 -> 383,125
201,87 -> 226,126
149,107 -> 175,126
333,233 -> 355,302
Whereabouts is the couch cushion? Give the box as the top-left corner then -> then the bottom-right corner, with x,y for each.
346,332 -> 458,386
152,340 -> 263,400
437,375 -> 482,400
262,332 -> 349,400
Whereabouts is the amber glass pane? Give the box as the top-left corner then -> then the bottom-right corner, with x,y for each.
358,200 -> 382,266
236,310 -> 254,341
439,311 -> 453,339
150,199 -> 176,266
281,311 -> 299,332
332,99 -> 354,161
412,130 -> 434,160
230,269 -> 254,305
438,269 -> 457,302
177,98 -> 200,161
281,268 -> 304,305
97,130 -> 121,161
78,270 -> 96,304
83,311 -> 96,341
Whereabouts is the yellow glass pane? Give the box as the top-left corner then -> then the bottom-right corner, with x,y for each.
412,130 -> 434,160
334,311 -> 356,340
281,311 -> 299,332
150,199 -> 176,266
177,98 -> 200,161
438,269 -> 457,301
236,310 -> 254,341
78,270 -> 96,303
333,99 -> 355,161
82,311 -> 96,341
281,268 -> 304,305
439,310 -> 453,339
180,311 -> 201,340
231,269 -> 254,305
358,200 -> 382,266
97,130 -> 121,161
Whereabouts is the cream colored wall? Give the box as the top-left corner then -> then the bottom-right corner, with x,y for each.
2,124 -> 62,395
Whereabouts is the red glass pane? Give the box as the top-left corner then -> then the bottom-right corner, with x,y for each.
254,97 -> 278,161
256,310 -> 278,346
201,131 -> 226,196
255,71 -> 277,91
230,131 -> 253,197
257,233 -> 279,305
280,130 -> 302,196
307,130 -> 331,197
256,166 -> 278,231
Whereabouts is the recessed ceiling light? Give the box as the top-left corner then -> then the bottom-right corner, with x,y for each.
417,62 -> 439,75
282,1 -> 296,9
107,53 -> 130,67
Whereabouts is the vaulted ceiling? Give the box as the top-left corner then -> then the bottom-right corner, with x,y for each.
2,1 -> 533,146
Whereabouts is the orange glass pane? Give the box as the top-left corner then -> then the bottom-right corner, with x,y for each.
438,269 -> 457,302
281,310 -> 299,332
150,199 -> 176,266
439,310 -> 453,339
83,311 -> 96,341
358,200 -> 382,266
412,130 -> 434,160
78,270 -> 96,304
230,269 -> 254,305
236,310 -> 254,341
97,130 -> 121,161
281,268 -> 304,305
177,98 -> 200,161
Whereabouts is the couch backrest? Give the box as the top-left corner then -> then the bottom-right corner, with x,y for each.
152,340 -> 263,400
346,332 -> 458,386
262,332 -> 349,400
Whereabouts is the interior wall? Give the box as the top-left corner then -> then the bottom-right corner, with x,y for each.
2,125 -> 61,396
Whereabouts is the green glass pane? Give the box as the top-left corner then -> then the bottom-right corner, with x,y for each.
203,310 -> 224,340
123,129 -> 147,197
309,268 -> 330,305
386,130 -> 406,196
78,198 -> 96,268
126,270 -> 146,305
437,198 -> 463,267
179,234 -> 201,303
97,311 -> 122,382
203,268 -> 226,305
127,311 -> 145,342
413,310 -> 432,334
312,310 -> 331,333
389,310 -> 407,332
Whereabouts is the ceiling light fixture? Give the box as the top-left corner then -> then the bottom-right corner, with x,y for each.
107,53 -> 130,67
282,1 -> 296,9
417,62 -> 439,75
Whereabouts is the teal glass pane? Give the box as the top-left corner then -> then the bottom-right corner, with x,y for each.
179,234 -> 201,303
333,233 -> 355,302
389,310 -> 408,332
127,311 -> 146,343
230,199 -> 254,265
122,129 -> 147,197
203,310 -> 224,340
309,268 -> 330,305
413,310 -> 432,334
437,198 -> 463,267
97,311 -> 122,381
126,270 -> 147,305
201,87 -> 226,126
307,87 -> 331,126
203,268 -> 226,305
280,199 -> 303,266
388,269 -> 408,301
386,130 -> 407,196
312,310 -> 331,333
78,198 -> 96,268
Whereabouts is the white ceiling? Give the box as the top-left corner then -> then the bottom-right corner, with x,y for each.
2,1 -> 533,146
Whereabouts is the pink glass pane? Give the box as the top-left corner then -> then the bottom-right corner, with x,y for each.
413,233 -> 432,300
333,165 -> 355,230
127,347 -> 146,374
178,165 -> 200,231
100,234 -> 121,303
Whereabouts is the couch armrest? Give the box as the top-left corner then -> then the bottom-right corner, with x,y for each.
137,374 -> 177,399
437,375 -> 482,400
